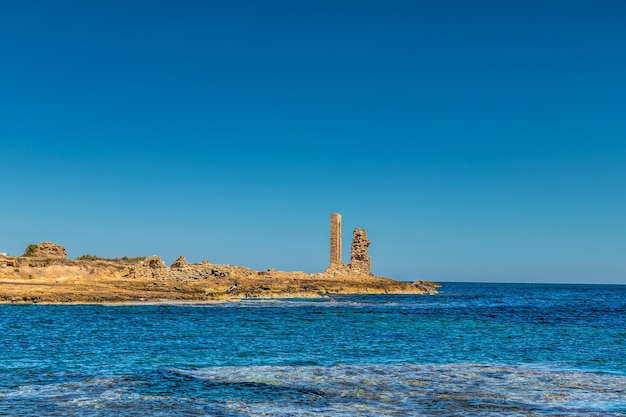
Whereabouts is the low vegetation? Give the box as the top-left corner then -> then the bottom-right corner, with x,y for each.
76,254 -> 146,265
23,244 -> 38,257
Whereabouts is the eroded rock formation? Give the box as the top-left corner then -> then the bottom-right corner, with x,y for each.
349,228 -> 371,275
123,256 -> 244,282
170,255 -> 189,269
26,242 -> 67,259
127,255 -> 167,279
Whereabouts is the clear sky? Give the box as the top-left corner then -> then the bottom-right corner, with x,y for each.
1,0 -> 625,284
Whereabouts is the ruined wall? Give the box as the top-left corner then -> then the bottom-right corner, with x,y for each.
349,228 -> 371,275
127,255 -> 168,279
124,256 -> 254,282
330,213 -> 342,266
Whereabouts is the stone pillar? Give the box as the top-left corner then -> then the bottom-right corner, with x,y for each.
330,213 -> 342,266
350,227 -> 371,275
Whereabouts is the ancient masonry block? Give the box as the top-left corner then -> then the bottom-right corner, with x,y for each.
349,227 -> 371,275
330,213 -> 342,266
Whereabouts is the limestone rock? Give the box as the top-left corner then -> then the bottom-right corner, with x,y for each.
25,242 -> 67,259
412,280 -> 442,294
146,255 -> 167,269
127,255 -> 167,279
170,255 -> 189,269
349,228 -> 371,275
323,263 -> 351,276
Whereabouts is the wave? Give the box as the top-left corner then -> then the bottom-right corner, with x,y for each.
2,363 -> 625,416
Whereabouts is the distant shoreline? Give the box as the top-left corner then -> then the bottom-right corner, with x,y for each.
0,253 -> 439,304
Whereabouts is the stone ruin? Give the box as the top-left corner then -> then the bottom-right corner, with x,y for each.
170,255 -> 190,269
349,227 -> 371,275
126,255 -> 167,279
328,213 -> 372,276
25,242 -> 67,259
124,255 -> 235,281
330,213 -> 342,266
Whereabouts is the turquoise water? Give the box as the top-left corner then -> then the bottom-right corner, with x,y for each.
1,282 -> 625,416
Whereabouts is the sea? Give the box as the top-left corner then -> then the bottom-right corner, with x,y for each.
1,282 -> 625,416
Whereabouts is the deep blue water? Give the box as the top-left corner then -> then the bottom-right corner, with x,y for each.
1,282 -> 625,416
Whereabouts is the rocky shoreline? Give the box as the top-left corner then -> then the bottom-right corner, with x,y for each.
0,243 -> 439,304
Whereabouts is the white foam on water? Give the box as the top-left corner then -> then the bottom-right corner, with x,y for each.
174,363 -> 626,416
1,364 -> 625,416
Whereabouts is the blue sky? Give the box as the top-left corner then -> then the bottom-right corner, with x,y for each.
1,0 -> 625,283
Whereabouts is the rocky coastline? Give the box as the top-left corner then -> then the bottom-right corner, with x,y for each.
0,242 -> 439,304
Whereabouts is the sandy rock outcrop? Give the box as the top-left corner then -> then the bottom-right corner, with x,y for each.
25,242 -> 67,259
170,255 -> 189,269
412,280 -> 441,294
147,255 -> 167,269
124,255 -> 254,282
127,255 -> 167,279
323,263 -> 351,276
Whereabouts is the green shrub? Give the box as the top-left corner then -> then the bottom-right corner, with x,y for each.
24,244 -> 38,257
118,256 -> 146,265
75,254 -> 146,265
77,254 -> 102,261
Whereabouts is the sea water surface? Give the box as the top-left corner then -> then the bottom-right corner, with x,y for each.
1,282 -> 625,416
